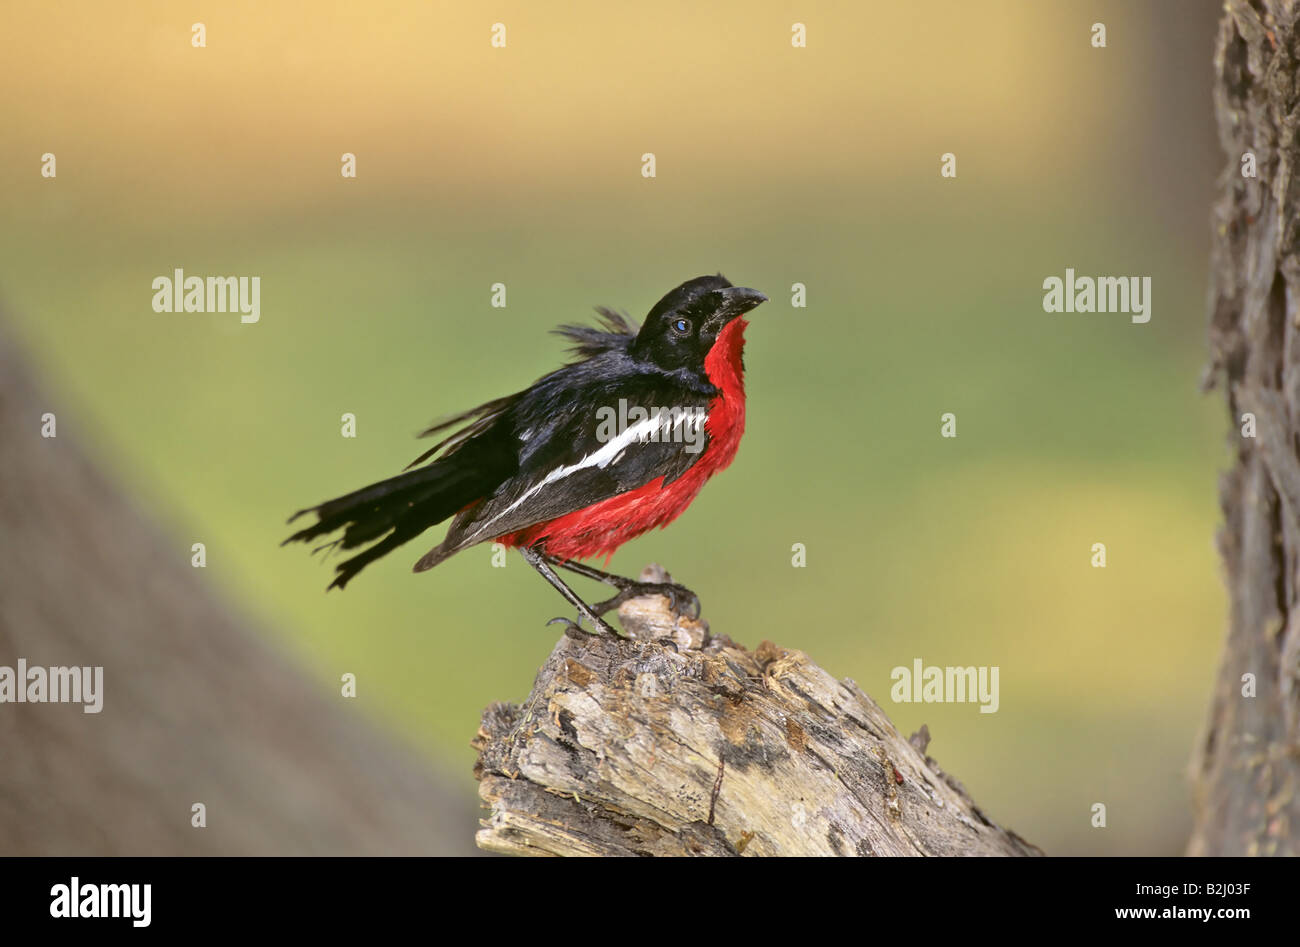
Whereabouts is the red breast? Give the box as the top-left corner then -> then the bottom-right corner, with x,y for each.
499,318 -> 748,560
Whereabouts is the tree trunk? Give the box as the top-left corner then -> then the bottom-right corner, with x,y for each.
1191,0 -> 1300,856
0,315 -> 476,855
474,567 -> 1041,857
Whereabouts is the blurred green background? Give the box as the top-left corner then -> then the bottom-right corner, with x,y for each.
1,0 -> 1227,854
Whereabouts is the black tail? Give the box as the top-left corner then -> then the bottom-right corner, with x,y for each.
286,390 -> 522,590
283,461 -> 486,590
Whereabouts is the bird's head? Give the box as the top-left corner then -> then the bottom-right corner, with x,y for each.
631,275 -> 766,372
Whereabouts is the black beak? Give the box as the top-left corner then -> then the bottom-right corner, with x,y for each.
703,286 -> 767,335
719,286 -> 767,315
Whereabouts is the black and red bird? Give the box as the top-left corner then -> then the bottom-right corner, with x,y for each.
284,274 -> 767,636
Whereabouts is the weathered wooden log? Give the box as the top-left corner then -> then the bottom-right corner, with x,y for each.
474,567 -> 1041,856
1191,0 -> 1300,856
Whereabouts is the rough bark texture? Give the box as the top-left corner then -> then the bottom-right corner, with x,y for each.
0,317 -> 476,855
474,567 -> 1041,857
1192,0 -> 1300,856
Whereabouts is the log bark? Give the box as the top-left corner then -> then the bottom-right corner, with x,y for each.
1191,0 -> 1300,856
0,315 -> 476,855
474,567 -> 1041,857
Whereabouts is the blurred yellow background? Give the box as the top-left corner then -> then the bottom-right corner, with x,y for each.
1,0 -> 1226,854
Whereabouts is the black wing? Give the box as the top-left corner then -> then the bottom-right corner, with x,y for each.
416,366 -> 715,566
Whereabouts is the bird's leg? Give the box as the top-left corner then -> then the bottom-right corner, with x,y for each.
546,558 -> 641,586
547,557 -> 701,619
520,546 -> 620,638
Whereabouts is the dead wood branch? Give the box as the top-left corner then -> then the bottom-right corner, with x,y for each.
474,567 -> 1041,857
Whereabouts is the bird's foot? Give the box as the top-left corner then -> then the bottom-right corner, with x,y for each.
546,614 -> 622,639
591,581 -> 701,619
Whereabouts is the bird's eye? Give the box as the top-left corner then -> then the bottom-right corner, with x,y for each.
672,318 -> 691,335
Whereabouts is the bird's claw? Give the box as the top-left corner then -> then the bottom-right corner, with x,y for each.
592,581 -> 701,620
662,583 -> 701,619
546,615 -> 621,639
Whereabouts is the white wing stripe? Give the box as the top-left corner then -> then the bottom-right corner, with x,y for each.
474,413 -> 685,538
